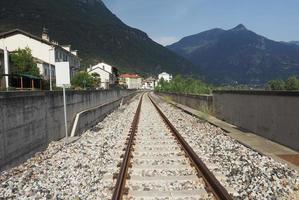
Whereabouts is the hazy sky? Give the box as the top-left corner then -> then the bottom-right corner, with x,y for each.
102,0 -> 299,46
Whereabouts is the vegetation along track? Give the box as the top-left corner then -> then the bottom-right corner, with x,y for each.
112,93 -> 232,200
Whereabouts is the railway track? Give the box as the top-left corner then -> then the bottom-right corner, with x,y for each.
112,93 -> 232,200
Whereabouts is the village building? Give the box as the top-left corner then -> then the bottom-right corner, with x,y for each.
87,62 -> 118,89
141,77 -> 156,90
119,73 -> 142,89
158,72 -> 173,82
0,28 -> 80,88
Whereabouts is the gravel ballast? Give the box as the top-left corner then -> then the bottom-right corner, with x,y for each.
153,94 -> 299,200
1,92 -> 299,200
0,95 -> 140,199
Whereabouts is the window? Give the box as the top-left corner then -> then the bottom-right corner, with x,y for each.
63,54 -> 68,62
44,64 -> 49,76
52,67 -> 56,77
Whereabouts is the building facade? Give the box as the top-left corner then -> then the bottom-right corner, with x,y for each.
158,72 -> 173,82
0,29 -> 80,87
87,62 -> 118,89
119,73 -> 142,89
142,77 -> 156,90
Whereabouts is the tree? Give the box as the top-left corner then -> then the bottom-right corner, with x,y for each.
71,72 -> 94,89
267,79 -> 285,90
285,76 -> 299,91
10,47 -> 40,77
91,73 -> 101,88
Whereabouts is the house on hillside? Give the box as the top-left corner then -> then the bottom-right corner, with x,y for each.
87,62 -> 118,89
158,72 -> 172,82
142,77 -> 156,90
0,28 -> 80,88
119,73 -> 142,89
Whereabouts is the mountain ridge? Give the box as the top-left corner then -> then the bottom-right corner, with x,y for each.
289,41 -> 299,46
167,24 -> 299,84
0,0 -> 194,75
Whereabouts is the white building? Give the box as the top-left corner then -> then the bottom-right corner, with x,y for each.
87,62 -> 118,89
119,73 -> 142,89
158,72 -> 173,82
142,77 -> 156,90
0,29 -> 80,88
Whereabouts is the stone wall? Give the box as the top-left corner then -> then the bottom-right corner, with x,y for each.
0,89 -> 136,169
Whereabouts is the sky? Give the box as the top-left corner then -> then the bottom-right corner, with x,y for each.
102,0 -> 299,46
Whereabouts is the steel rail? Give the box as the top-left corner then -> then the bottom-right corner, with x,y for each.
112,94 -> 143,200
148,93 -> 233,200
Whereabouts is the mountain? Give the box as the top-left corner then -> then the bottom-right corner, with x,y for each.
167,24 -> 299,84
289,41 -> 299,46
0,0 -> 193,75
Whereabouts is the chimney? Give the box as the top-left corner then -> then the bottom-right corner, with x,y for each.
42,27 -> 50,41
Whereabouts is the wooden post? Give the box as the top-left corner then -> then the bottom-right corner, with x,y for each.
31,79 -> 34,90
20,77 -> 23,90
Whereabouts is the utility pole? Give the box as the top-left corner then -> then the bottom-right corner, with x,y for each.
63,84 -> 68,140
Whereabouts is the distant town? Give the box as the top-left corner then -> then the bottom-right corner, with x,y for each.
0,28 -> 172,91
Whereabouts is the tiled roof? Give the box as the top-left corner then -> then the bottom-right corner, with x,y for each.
0,29 -> 55,46
119,73 -> 141,78
0,29 -> 79,57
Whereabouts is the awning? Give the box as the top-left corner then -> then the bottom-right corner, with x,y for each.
13,73 -> 42,80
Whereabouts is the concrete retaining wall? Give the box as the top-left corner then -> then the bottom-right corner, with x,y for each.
213,91 -> 299,151
0,89 -> 137,169
157,91 -> 299,151
156,92 -> 213,112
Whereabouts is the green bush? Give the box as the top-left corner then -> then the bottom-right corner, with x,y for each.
267,76 -> 299,91
267,79 -> 285,90
285,76 -> 299,90
71,72 -> 95,89
155,75 -> 212,95
11,47 -> 40,77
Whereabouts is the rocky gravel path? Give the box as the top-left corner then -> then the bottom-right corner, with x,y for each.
0,95 -> 140,199
152,93 -> 299,200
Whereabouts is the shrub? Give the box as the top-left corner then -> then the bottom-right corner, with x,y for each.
285,76 -> 299,91
10,47 -> 40,77
155,75 -> 212,95
71,72 -> 95,89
